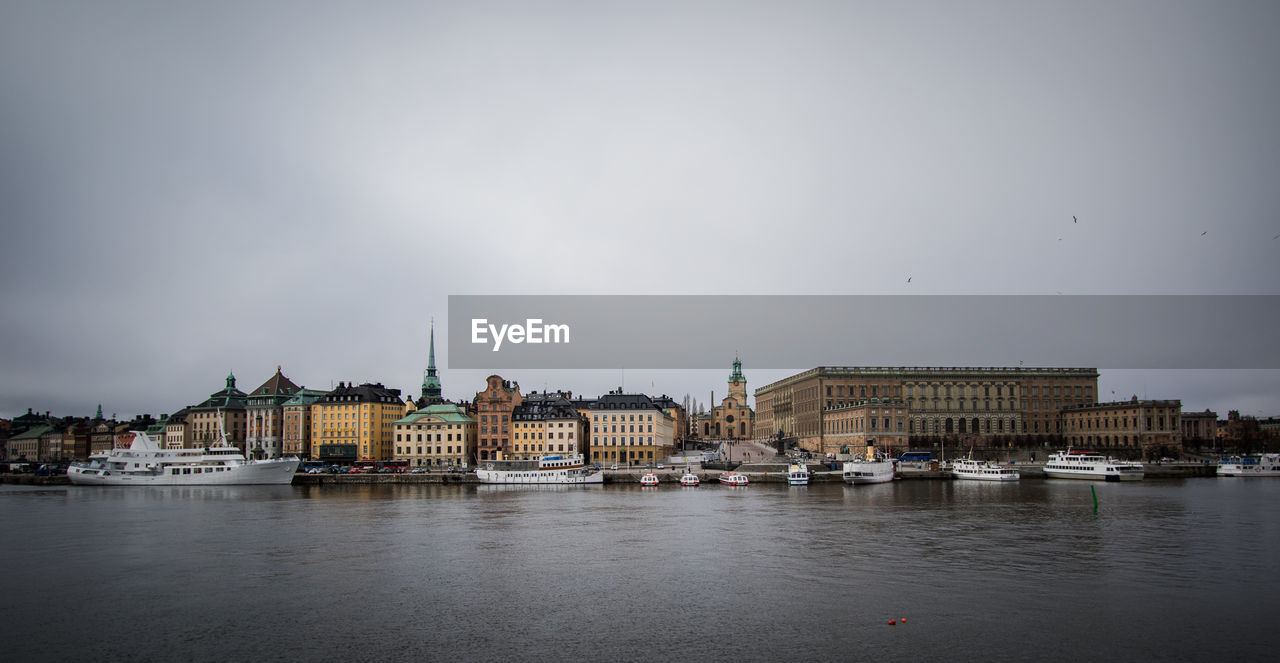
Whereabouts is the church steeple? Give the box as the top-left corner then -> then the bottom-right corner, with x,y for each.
95,404 -> 103,420
729,355 -> 745,384
420,321 -> 443,405
226,371 -> 236,390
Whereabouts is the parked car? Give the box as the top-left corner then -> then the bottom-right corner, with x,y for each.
609,464 -> 618,470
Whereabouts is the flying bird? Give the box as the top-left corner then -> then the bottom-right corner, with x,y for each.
1073,216 -> 1077,223
907,277 -> 912,283
1273,233 -> 1279,240
1201,231 -> 1207,236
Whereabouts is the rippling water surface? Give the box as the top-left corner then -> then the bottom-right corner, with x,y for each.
2,479 -> 1276,661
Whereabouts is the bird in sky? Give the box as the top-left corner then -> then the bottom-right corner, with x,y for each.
1201,231 -> 1207,236
1273,233 -> 1279,240
907,277 -> 912,283
1073,216 -> 1077,223
1058,237 -> 1062,241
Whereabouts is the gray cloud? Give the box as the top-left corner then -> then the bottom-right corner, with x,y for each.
2,1 -> 1278,420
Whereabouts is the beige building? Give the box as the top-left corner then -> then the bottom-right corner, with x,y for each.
587,390 -> 676,466
164,408 -> 191,449
188,373 -> 248,450
755,366 -> 1097,451
393,403 -> 476,468
244,366 -> 301,460
1061,397 -> 1182,459
282,389 -> 326,458
1181,409 -> 1218,444
822,399 -> 910,457
508,391 -> 587,460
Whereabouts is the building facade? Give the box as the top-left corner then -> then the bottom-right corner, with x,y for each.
282,389 -> 326,458
188,373 -> 248,450
700,357 -> 754,439
1180,409 -> 1218,445
1061,397 -> 1182,459
755,366 -> 1098,453
393,403 -> 477,468
587,390 -> 676,466
244,366 -> 302,460
310,382 -> 405,463
164,408 -> 191,449
822,399 -> 910,456
508,391 -> 587,461
473,375 -> 523,461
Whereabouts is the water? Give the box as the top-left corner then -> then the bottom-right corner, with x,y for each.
2,479 -> 1277,662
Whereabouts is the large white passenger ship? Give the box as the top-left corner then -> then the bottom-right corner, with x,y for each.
475,454 -> 603,484
1042,449 -> 1143,481
67,431 -> 299,485
1217,454 -> 1280,477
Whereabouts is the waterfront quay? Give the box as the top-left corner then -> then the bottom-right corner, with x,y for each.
1,460 -> 1217,486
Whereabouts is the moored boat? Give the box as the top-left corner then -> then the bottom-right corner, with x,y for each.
680,471 -> 700,486
66,430 -> 299,486
639,472 -> 660,486
950,457 -> 1020,482
718,472 -> 749,486
1042,449 -> 1143,481
475,454 -> 603,484
787,463 -> 810,486
1217,454 -> 1280,477
842,458 -> 895,484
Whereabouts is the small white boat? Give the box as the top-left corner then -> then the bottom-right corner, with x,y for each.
1218,454 -> 1280,477
639,472 -> 660,486
1042,449 -> 1143,481
476,454 -> 603,484
950,457 -> 1020,482
680,471 -> 700,486
787,463 -> 810,486
718,472 -> 749,486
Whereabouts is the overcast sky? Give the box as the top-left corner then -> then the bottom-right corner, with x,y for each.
2,1 -> 1278,422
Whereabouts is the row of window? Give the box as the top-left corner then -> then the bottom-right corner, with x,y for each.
395,446 -> 461,455
591,414 -> 655,422
593,425 -> 653,433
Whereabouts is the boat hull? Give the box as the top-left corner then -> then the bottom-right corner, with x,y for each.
67,458 -> 299,486
475,468 -> 603,484
1042,469 -> 1143,481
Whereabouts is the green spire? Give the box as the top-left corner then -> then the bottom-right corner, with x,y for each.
729,355 -> 745,384
95,404 -> 103,420
421,321 -> 442,403
226,371 -> 236,390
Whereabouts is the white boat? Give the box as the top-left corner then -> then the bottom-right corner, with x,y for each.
476,454 -> 603,484
639,472 -> 660,486
680,471 -> 700,486
950,457 -> 1020,482
1042,449 -> 1143,481
1217,454 -> 1280,477
787,463 -> 810,486
718,472 -> 749,486
842,459 -> 895,484
67,430 -> 299,485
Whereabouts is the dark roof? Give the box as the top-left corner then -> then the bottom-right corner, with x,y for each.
317,382 -> 403,405
250,366 -> 301,398
513,391 -> 583,421
589,391 -> 662,411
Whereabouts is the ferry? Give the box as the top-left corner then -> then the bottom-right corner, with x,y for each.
950,457 -> 1020,482
718,472 -> 749,486
1042,449 -> 1143,481
842,458 -> 895,484
1217,454 -> 1280,477
680,470 -> 700,486
475,454 -> 603,485
639,472 -> 660,486
67,430 -> 299,485
787,463 -> 810,486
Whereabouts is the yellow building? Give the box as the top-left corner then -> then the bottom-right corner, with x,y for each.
587,390 -> 676,466
393,403 -> 476,468
310,382 -> 405,464
822,399 -> 910,457
509,391 -> 587,460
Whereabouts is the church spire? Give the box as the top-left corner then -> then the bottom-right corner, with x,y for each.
729,355 -> 745,384
420,320 -> 443,405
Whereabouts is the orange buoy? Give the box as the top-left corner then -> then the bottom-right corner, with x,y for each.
900,618 -> 907,623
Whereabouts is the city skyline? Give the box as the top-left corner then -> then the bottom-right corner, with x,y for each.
3,2 -> 1278,423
